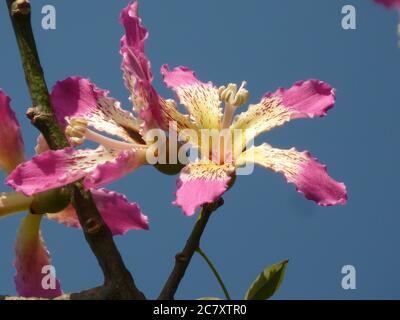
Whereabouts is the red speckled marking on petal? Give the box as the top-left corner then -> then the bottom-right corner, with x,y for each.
174,163 -> 234,216
237,144 -> 347,206
6,147 -> 145,196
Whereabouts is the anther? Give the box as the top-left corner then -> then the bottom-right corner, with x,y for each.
220,81 -> 249,129
66,118 -> 88,146
233,81 -> 249,106
66,117 -> 138,150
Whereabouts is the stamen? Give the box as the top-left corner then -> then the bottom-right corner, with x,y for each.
66,117 -> 136,150
66,118 -> 88,146
219,81 -> 249,129
85,129 -> 136,150
0,192 -> 32,219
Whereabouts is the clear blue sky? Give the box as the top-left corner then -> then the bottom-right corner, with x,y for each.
1,0 -> 399,299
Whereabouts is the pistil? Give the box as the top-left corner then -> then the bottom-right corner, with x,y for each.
215,81 -> 249,164
219,81 -> 249,130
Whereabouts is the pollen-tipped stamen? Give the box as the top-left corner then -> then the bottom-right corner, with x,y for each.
66,118 -> 88,145
66,117 -> 136,150
219,81 -> 249,130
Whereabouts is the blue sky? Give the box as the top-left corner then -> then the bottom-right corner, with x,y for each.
1,0 -> 400,299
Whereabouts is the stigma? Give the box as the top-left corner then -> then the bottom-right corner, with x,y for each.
219,81 -> 249,130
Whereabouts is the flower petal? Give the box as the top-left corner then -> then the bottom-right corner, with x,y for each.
231,80 -> 335,145
236,144 -> 347,206
0,89 -> 25,174
51,77 -> 142,144
6,146 -> 146,196
161,65 -> 222,130
48,188 -> 149,235
374,0 -> 400,9
120,1 -> 163,130
160,99 -> 199,132
91,188 -> 149,233
14,214 -> 62,298
46,204 -> 80,229
34,134 -> 50,155
174,163 -> 234,216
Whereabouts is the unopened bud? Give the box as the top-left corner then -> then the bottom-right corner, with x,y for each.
31,187 -> 71,215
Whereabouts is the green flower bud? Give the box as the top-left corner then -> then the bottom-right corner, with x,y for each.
154,163 -> 185,176
30,187 -> 71,215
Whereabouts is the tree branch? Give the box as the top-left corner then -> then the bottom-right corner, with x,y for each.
6,0 -> 145,299
158,199 -> 224,300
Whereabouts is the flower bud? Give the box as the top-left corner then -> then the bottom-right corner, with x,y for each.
30,187 -> 71,215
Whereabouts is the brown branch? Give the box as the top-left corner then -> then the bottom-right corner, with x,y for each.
158,199 -> 224,300
6,0 -> 145,299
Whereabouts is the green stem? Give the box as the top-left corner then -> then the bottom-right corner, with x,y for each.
196,247 -> 231,300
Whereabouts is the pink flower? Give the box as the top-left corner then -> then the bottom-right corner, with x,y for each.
0,90 -> 24,174
161,68 -> 347,215
0,90 -> 148,298
126,2 -> 348,216
6,1 -> 347,218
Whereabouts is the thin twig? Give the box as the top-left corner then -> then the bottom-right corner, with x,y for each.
5,0 -> 145,299
158,199 -> 224,300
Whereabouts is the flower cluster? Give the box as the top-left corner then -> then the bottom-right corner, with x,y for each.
1,1 -> 347,297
